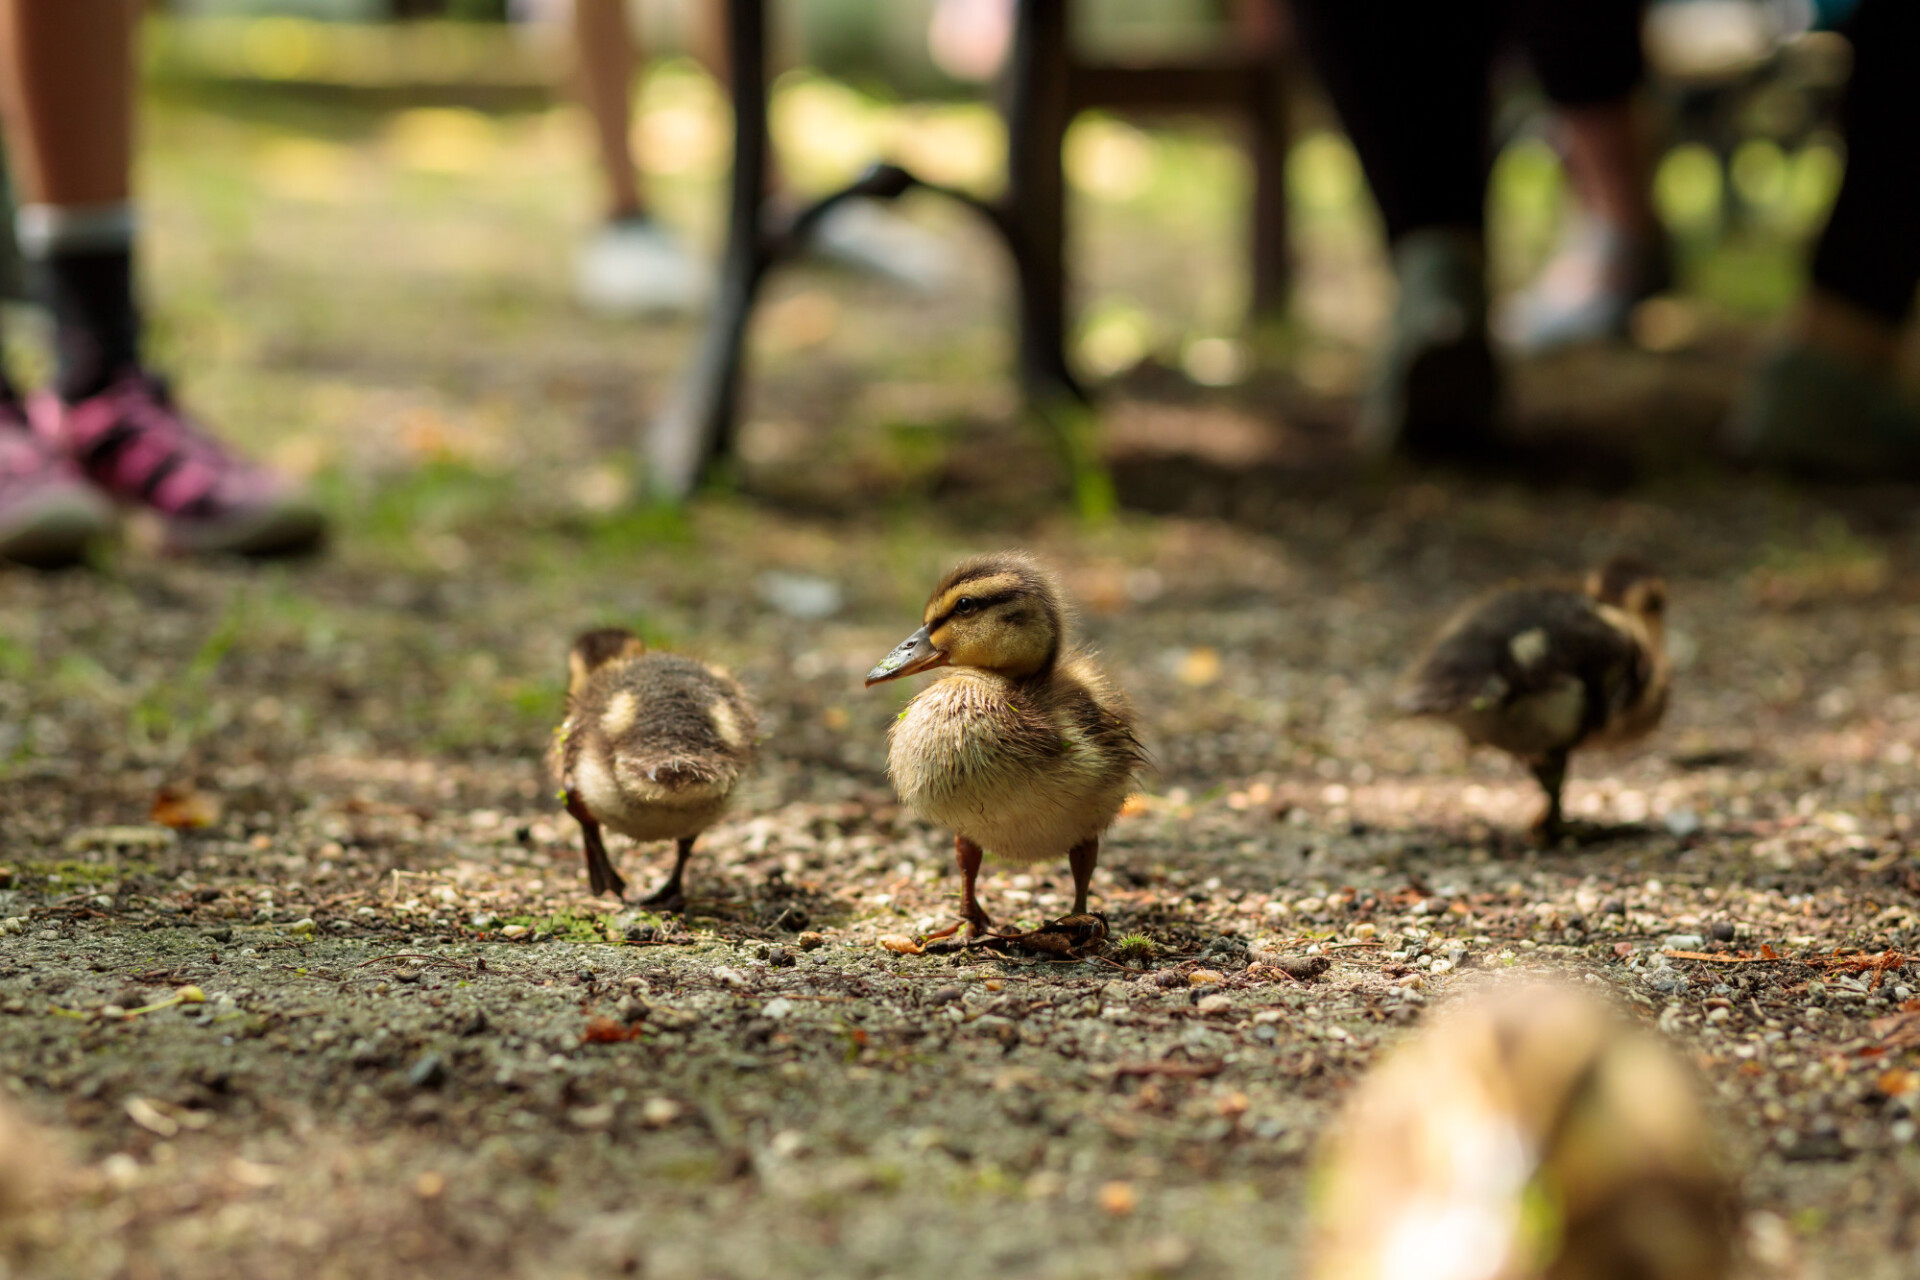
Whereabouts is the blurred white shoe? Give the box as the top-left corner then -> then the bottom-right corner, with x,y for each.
807,199 -> 957,294
574,216 -> 710,316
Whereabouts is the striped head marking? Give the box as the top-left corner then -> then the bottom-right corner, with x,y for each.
866,551 -> 1065,686
567,627 -> 647,695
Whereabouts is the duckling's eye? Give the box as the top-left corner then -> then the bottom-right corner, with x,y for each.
953,597 -> 979,616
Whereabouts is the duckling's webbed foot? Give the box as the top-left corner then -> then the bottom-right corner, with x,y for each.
954,834 -> 994,938
565,789 -> 628,899
1527,750 -> 1570,844
639,836 -> 696,913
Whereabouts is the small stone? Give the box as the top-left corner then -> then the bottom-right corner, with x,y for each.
641,1097 -> 681,1126
1663,934 -> 1706,952
1187,969 -> 1226,986
1274,955 -> 1330,982
927,985 -> 965,1006
1602,899 -> 1626,916
1663,808 -> 1702,838
205,926 -> 233,943
1154,970 -> 1187,989
1427,959 -> 1454,976
1644,971 -> 1689,996
761,998 -> 795,1021
501,925 -> 530,940
407,1053 -> 448,1090
796,932 -> 826,951
1197,994 -> 1233,1016
1710,921 -> 1737,943
616,995 -> 650,1025
1350,922 -> 1377,940
766,946 -> 795,968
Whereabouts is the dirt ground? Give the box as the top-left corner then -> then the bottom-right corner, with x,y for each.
4,87 -> 1920,1279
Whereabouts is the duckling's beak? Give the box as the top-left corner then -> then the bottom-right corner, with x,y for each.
865,625 -> 947,686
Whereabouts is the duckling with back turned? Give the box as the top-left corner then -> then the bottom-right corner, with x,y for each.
865,552 -> 1144,936
550,628 -> 757,907
1402,555 -> 1670,838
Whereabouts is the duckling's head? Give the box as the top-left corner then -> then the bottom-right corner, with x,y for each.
1586,555 -> 1667,639
866,551 -> 1065,686
567,627 -> 648,695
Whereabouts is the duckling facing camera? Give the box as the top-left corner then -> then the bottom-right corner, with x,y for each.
1402,556 -> 1670,838
866,552 -> 1144,936
550,628 -> 757,907
1309,980 -> 1736,1280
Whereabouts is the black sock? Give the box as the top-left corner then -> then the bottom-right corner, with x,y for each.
36,245 -> 139,402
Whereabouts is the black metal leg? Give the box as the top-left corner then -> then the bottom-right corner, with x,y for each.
645,0 -> 1092,501
1249,49 -> 1292,321
644,0 -> 772,502
1002,0 -> 1082,401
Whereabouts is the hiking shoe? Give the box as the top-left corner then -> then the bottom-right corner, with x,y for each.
1359,229 -> 1502,461
575,214 -> 710,316
1496,218 -> 1673,354
0,401 -> 112,567
31,371 -> 326,557
1728,343 -> 1920,480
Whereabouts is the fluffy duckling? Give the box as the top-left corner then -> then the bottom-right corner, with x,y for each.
1309,980 -> 1735,1280
865,552 -> 1143,936
550,628 -> 757,907
1402,556 -> 1669,837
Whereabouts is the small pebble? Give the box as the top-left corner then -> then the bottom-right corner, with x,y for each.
927,985 -> 964,1006
1710,921 -> 1737,943
1196,994 -> 1233,1016
407,1053 -> 448,1090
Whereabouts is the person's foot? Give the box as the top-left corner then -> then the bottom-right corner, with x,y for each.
574,214 -> 709,316
1496,218 -> 1672,354
30,371 -> 326,557
806,199 -> 957,294
1727,342 -> 1920,479
1359,229 -> 1501,461
0,401 -> 113,567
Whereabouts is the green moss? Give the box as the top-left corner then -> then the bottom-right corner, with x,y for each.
19,860 -> 154,888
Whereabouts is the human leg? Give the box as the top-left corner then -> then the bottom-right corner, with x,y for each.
1289,2 -> 1502,458
0,0 -> 324,556
1729,0 -> 1920,475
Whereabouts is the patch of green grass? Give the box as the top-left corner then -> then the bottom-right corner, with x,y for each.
19,860 -> 156,888
502,910 -> 622,943
1111,933 -> 1157,965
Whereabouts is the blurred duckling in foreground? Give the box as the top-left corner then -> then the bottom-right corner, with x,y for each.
1310,980 -> 1735,1280
1403,556 -> 1670,838
550,628 -> 757,907
865,552 -> 1143,936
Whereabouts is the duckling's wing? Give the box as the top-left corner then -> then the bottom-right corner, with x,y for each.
1404,589 -> 1647,734
1055,651 -> 1148,779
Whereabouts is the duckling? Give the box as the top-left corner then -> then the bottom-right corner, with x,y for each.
550,628 -> 757,907
865,552 -> 1143,936
1402,556 -> 1669,837
1309,980 -> 1735,1280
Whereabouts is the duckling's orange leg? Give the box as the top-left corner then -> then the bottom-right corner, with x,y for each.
639,836 -> 695,913
564,790 -> 628,899
1067,838 -> 1099,915
955,835 -> 993,937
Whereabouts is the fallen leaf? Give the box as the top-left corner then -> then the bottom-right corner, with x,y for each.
151,786 -> 220,831
878,935 -> 924,955
582,1017 -> 643,1044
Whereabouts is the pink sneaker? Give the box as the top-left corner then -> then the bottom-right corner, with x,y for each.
0,402 -> 113,567
31,372 -> 325,557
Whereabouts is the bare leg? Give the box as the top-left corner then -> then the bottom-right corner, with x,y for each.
1556,98 -> 1658,239
1528,751 -> 1569,842
640,835 -> 695,912
955,834 -> 992,937
0,0 -> 135,207
571,0 -> 642,219
565,790 -> 628,899
1067,838 -> 1099,915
